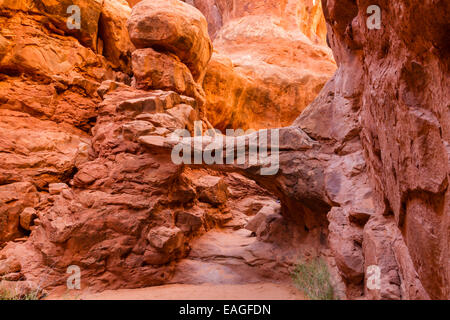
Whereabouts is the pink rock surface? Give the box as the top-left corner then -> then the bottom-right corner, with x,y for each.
0,0 -> 447,301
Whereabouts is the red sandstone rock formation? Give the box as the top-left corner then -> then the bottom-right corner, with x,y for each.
180,0 -> 328,43
0,0 -> 133,242
194,0 -> 337,130
0,0 -> 307,295
128,0 -> 335,131
128,0 -> 213,82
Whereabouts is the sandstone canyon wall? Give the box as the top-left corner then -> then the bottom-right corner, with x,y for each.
0,0 -> 134,243
313,0 -> 449,299
127,0 -> 336,131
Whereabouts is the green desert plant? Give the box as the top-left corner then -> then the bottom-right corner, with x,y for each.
291,257 -> 336,300
0,288 -> 41,300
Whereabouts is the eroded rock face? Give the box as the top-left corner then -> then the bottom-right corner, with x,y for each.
100,0 -> 135,72
0,0 -> 447,300
0,1 -> 296,293
132,48 -> 206,104
0,183 -> 39,243
181,0 -> 328,43
119,2 -> 331,130
0,80 -> 280,291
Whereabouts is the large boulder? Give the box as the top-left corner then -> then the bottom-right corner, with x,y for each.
0,0 -> 104,50
132,48 -> 206,104
147,226 -> 184,254
128,0 -> 213,81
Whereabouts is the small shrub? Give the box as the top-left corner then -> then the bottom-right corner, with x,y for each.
291,257 -> 336,300
0,288 -> 14,300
